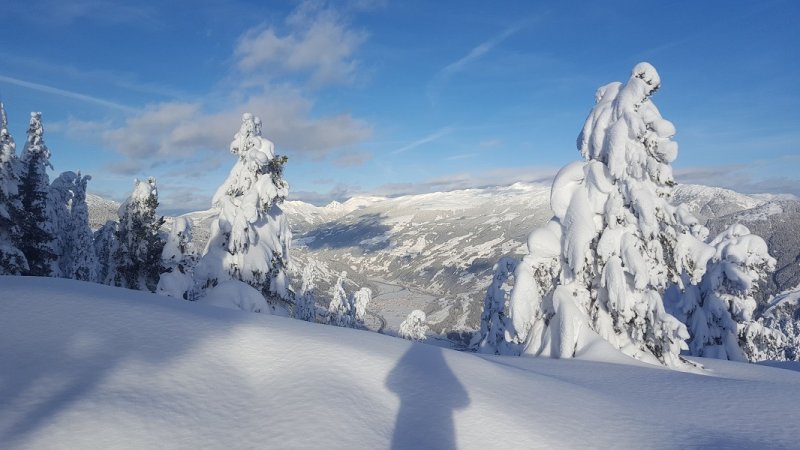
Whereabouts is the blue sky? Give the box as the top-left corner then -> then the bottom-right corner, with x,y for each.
0,0 -> 798,212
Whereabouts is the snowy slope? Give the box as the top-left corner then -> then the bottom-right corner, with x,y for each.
85,193 -> 119,231
1,277 -> 799,449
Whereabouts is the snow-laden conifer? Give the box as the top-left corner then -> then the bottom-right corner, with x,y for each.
352,287 -> 371,324
49,171 -> 97,281
327,272 -> 353,327
668,224 -> 781,361
16,112 -> 57,276
399,310 -> 428,341
490,63 -> 715,367
195,113 -> 293,314
473,257 -> 517,354
0,102 -> 27,274
294,262 -> 319,322
93,220 -> 117,284
157,217 -> 197,300
112,177 -> 165,291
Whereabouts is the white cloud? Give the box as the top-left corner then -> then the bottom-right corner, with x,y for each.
235,2 -> 367,87
99,88 -> 371,172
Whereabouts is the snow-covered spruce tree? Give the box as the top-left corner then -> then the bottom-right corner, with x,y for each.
157,217 -> 198,300
195,113 -> 293,314
0,102 -> 27,275
761,289 -> 800,361
352,287 -> 372,324
668,224 -> 781,361
399,310 -> 429,341
473,256 -> 517,354
16,112 -> 58,277
495,63 -> 715,367
68,173 -> 97,281
112,177 -> 165,292
93,220 -> 117,284
48,171 -> 97,281
327,271 -> 354,327
294,263 -> 319,322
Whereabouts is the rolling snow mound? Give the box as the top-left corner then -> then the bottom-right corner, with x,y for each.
2,276 -> 800,449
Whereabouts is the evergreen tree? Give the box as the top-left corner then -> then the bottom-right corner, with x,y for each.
399,310 -> 429,341
327,272 -> 353,327
473,257 -> 517,354
93,220 -> 117,284
294,262 -> 319,322
68,172 -> 97,281
668,224 -> 781,361
352,287 -> 372,325
195,113 -> 294,313
16,112 -> 57,277
157,217 -> 197,300
112,177 -> 165,291
0,101 -> 27,275
489,64 -> 715,367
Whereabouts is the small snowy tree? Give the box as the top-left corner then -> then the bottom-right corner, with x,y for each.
491,63 -> 716,367
67,172 -> 97,281
195,113 -> 293,314
0,101 -> 27,275
112,177 -> 165,291
352,287 -> 372,324
473,257 -> 517,354
399,310 -> 429,341
157,217 -> 198,300
16,112 -> 57,277
668,224 -> 781,361
93,220 -> 117,284
294,263 -> 319,322
327,271 -> 354,327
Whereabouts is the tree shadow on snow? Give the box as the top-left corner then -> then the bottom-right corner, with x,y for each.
386,344 -> 470,450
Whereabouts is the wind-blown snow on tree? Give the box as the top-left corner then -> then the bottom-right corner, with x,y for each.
295,262 -> 319,322
157,217 -> 197,300
16,112 -> 57,277
352,287 -> 371,324
195,113 -> 293,314
0,102 -> 27,275
399,310 -> 429,341
668,224 -> 781,361
493,63 -> 715,367
112,177 -> 165,292
473,257 -> 517,354
327,272 -> 353,327
93,220 -> 117,284
48,171 -> 96,280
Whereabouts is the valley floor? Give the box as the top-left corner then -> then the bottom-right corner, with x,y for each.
1,276 -> 799,449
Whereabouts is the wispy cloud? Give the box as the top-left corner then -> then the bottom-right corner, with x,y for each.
392,127 -> 453,154
0,74 -> 137,113
427,23 -> 527,103
235,1 -> 367,88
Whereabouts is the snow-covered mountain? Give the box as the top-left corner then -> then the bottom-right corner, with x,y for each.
87,182 -> 800,343
2,277 -> 799,449
86,193 -> 119,230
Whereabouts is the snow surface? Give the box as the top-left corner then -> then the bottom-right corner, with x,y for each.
2,276 -> 800,449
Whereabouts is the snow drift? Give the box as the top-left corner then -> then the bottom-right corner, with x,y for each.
2,276 -> 799,449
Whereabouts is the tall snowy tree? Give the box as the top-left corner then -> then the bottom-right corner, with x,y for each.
327,272 -> 354,327
157,217 -> 198,300
48,171 -> 97,281
488,63 -> 715,367
668,224 -> 781,361
352,287 -> 372,324
16,112 -> 57,277
68,172 -> 97,281
0,101 -> 27,275
93,220 -> 117,284
195,113 -> 294,313
473,257 -> 517,354
294,262 -> 319,322
112,177 -> 165,292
